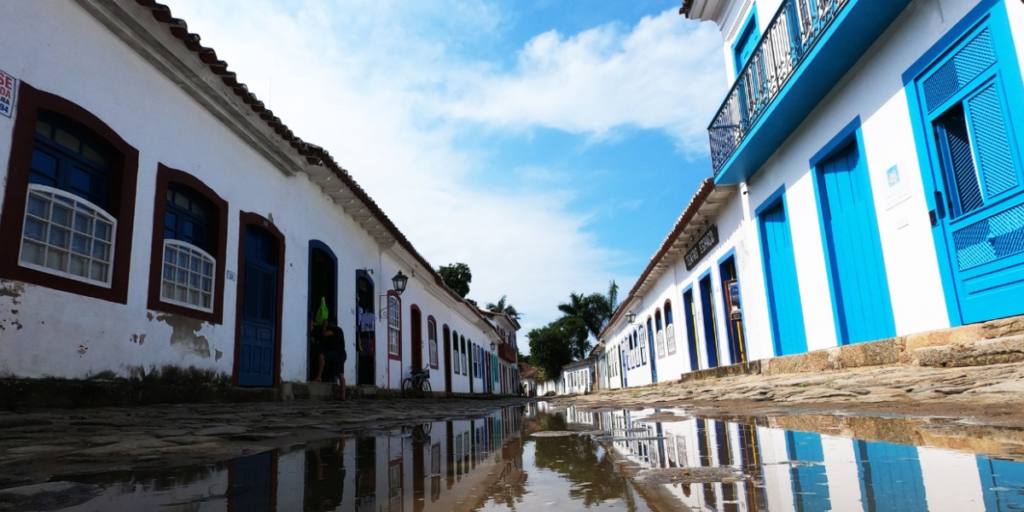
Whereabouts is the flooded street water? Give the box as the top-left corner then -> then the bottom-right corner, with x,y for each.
18,402 -> 1024,511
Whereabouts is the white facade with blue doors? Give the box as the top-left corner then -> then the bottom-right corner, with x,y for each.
679,0 -> 1024,356
599,0 -> 1024,387
0,0 -> 514,393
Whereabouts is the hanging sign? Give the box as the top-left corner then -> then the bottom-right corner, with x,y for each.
684,225 -> 719,270
0,69 -> 16,118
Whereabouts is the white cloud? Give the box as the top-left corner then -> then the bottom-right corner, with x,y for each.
443,11 -> 726,155
163,0 -> 724,337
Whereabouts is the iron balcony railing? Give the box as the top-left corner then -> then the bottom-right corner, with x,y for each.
709,0 -> 851,176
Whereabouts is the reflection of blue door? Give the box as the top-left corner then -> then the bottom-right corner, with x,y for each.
683,289 -> 700,371
785,432 -> 830,512
228,451 -> 274,511
978,456 -> 1024,511
239,226 -> 277,387
818,142 -> 895,344
856,440 -> 926,512
699,275 -> 720,368
760,201 -> 808,355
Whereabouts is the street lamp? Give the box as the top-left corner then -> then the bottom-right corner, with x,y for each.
392,271 -> 409,295
626,311 -> 636,324
490,341 -> 496,352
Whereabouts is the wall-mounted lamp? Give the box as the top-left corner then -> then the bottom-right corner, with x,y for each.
626,312 -> 636,324
392,271 -> 409,295
490,341 -> 497,352
363,268 -> 374,275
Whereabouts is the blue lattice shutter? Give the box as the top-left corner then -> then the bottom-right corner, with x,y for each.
967,83 -> 1017,198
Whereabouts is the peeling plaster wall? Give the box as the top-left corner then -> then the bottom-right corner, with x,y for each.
0,1 -> 504,385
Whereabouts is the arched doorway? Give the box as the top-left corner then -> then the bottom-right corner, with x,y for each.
410,306 -> 423,372
235,215 -> 284,387
308,241 -> 337,381
356,270 -> 375,386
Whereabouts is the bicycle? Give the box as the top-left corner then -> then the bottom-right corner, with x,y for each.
402,367 -> 431,398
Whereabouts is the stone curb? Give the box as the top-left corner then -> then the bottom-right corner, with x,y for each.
649,313 -> 1024,387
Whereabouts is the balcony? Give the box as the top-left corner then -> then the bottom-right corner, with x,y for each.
708,0 -> 911,184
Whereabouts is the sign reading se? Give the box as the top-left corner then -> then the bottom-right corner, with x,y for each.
0,69 -> 16,118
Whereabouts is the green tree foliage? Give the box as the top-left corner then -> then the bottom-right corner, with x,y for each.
557,282 -> 617,341
485,295 -> 521,320
531,424 -> 638,508
437,262 -> 472,299
527,316 -> 588,379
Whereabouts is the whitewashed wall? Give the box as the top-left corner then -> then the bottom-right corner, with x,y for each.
0,1 -> 497,387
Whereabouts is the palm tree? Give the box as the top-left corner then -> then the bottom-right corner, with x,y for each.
558,281 -> 618,342
485,295 -> 521,320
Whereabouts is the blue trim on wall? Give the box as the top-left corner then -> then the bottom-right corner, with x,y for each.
755,184 -> 809,355
810,118 -> 896,344
717,247 -> 750,364
698,268 -> 721,368
681,283 -> 701,371
901,0 -> 1003,84
732,5 -> 761,79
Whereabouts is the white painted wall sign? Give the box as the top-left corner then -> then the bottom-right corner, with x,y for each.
0,69 -> 16,118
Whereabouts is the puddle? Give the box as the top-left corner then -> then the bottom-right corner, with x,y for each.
5,403 -> 1024,511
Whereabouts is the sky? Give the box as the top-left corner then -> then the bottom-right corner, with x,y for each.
164,0 -> 728,341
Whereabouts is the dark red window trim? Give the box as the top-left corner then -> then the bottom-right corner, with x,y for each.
387,290 -> 402,361
0,82 -> 139,303
147,164 -> 228,324
232,212 -> 286,387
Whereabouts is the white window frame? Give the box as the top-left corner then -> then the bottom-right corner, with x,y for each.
388,295 -> 401,357
428,320 -> 438,368
161,239 -> 216,313
20,184 -> 116,288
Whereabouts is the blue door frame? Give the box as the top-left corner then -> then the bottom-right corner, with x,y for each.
811,119 -> 896,344
856,440 -> 926,511
646,317 -> 658,383
699,272 -> 720,368
682,287 -> 701,371
757,187 -> 808,356
904,0 -> 1024,326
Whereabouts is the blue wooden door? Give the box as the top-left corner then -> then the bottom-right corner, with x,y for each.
646,318 -> 658,383
856,441 -> 926,512
819,143 -> 896,344
683,289 -> 701,371
760,202 -> 808,355
916,24 -> 1024,325
239,226 -> 277,387
698,275 -> 720,368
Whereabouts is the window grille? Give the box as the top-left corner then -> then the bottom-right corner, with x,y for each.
20,184 -> 115,287
161,240 -> 215,312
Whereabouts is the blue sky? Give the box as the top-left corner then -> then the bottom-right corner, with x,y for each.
166,0 -> 727,339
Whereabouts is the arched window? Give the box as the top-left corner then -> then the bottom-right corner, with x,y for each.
655,309 -> 666,359
19,112 -> 117,287
0,86 -> 140,304
452,329 -> 461,374
638,324 -> 647,365
428,317 -> 438,369
460,335 -> 468,376
148,166 -> 227,322
665,300 -> 677,355
387,292 -> 401,359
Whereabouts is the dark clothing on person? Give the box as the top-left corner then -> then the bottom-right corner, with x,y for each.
322,350 -> 346,376
321,327 -> 345,354
321,326 -> 346,376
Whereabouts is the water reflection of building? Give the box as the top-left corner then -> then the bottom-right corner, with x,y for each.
590,406 -> 1024,512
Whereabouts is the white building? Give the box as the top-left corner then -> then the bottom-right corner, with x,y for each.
600,0 -> 1024,386
0,0 -> 516,395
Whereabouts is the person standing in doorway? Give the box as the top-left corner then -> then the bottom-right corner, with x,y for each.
317,316 -> 347,400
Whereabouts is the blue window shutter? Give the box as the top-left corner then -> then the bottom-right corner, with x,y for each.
968,83 -> 1017,198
